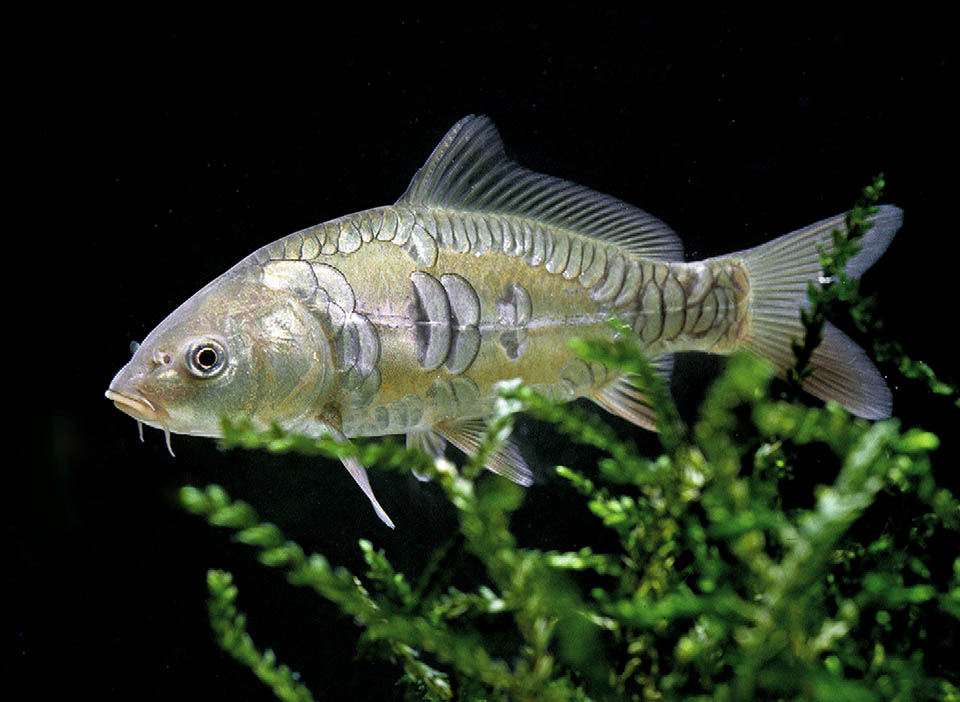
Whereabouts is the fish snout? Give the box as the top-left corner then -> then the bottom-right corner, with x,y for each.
104,387 -> 165,423
105,352 -> 173,424
105,375 -> 177,456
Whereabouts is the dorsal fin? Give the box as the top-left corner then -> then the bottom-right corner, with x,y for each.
398,115 -> 684,262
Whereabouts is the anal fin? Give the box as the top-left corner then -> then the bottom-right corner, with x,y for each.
590,353 -> 674,432
434,418 -> 533,486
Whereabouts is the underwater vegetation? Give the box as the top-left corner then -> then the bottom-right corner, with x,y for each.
178,180 -> 959,701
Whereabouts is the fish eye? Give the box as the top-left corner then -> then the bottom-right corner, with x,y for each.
186,339 -> 227,378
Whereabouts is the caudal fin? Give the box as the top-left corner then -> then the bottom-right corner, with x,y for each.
736,205 -> 902,418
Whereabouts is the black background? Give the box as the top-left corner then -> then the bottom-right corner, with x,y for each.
17,8 -> 957,700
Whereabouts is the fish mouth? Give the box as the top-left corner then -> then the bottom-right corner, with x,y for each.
106,387 -> 178,456
105,388 -> 165,424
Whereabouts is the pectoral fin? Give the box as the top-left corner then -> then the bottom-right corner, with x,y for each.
314,414 -> 395,528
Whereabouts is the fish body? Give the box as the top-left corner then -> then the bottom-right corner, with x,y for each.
106,116 -> 902,527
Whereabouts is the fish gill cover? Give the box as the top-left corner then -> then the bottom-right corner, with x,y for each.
177,179 -> 960,702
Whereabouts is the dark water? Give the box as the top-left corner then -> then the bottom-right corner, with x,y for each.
18,9 -> 956,700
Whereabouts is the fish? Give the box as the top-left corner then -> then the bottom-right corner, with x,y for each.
105,115 -> 902,528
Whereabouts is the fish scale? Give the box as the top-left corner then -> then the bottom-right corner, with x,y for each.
106,115 -> 903,528
261,204 -> 749,367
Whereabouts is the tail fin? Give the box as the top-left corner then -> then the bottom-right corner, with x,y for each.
736,205 -> 903,418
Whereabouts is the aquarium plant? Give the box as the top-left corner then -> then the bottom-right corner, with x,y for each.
178,179 -> 959,701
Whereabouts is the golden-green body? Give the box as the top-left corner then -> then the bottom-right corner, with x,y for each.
250,204 -> 748,440
106,115 -> 901,527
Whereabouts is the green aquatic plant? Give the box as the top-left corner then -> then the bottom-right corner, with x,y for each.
178,181 -> 959,701
182,360 -> 958,701
205,568 -> 316,702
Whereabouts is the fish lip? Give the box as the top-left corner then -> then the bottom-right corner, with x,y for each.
105,388 -> 166,423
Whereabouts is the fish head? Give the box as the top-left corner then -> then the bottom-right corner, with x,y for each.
106,262 -> 336,445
